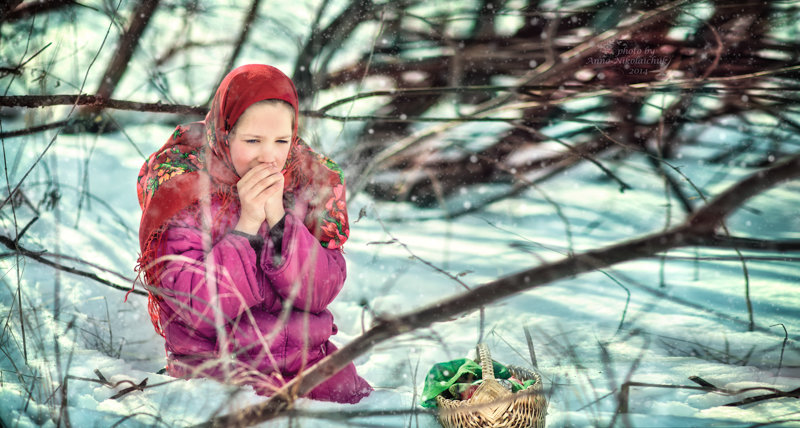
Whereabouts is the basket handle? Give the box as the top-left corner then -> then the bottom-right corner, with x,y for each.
476,343 -> 495,380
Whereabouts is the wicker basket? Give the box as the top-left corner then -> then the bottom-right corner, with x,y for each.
436,344 -> 547,428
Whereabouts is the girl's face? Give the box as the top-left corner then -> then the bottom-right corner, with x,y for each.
229,101 -> 293,177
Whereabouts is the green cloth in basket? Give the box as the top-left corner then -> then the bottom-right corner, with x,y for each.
421,358 -> 532,408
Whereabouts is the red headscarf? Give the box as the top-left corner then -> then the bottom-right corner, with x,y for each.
135,64 -> 349,336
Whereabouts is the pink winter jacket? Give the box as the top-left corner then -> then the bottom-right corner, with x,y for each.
155,195 -> 372,403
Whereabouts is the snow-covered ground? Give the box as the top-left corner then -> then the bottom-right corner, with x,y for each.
1,114 -> 798,427
2,1 -> 800,426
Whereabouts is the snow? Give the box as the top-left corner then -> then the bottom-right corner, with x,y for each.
1,120 -> 798,427
2,1 -> 800,426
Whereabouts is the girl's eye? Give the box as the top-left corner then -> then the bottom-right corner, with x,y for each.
246,139 -> 259,144
277,139 -> 289,144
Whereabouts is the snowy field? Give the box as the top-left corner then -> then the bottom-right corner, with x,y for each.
2,0 -> 800,426
1,114 -> 799,427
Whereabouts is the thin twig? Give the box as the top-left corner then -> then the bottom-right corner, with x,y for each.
0,0 -> 119,214
770,323 -> 788,378
0,119 -> 72,139
523,325 -> 538,368
0,234 -> 144,296
196,154 -> 800,428
206,0 -> 260,105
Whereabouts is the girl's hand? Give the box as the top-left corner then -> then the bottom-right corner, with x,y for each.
262,170 -> 285,229
234,164 -> 283,234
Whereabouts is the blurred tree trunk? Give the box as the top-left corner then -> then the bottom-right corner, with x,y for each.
205,0 -> 261,106
72,0 -> 159,132
292,0 -> 376,104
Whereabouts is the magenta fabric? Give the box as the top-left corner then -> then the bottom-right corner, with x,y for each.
137,65 -> 349,338
154,195 -> 372,403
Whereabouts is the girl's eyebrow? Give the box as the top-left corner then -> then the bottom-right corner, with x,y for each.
239,133 -> 292,139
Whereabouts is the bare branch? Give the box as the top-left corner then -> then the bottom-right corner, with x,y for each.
0,120 -> 72,139
0,95 -> 207,115
205,0 -> 261,105
196,155 -> 800,428
0,234 -> 144,296
92,0 -> 160,102
292,0 -> 377,100
2,0 -> 76,23
686,157 -> 800,234
701,235 -> 800,252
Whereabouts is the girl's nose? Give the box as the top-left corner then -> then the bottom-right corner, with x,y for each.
257,146 -> 276,166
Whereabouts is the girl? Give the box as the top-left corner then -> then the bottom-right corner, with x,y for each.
136,64 -> 372,403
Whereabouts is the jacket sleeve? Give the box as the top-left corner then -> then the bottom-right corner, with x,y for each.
156,212 -> 265,337
261,213 -> 347,314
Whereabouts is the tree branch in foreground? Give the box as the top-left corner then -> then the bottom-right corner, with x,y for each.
0,234 -> 143,296
196,153 -> 800,427
0,95 -> 208,116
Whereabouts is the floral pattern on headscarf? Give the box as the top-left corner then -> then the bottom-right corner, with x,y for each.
137,126 -> 202,208
283,140 -> 349,249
